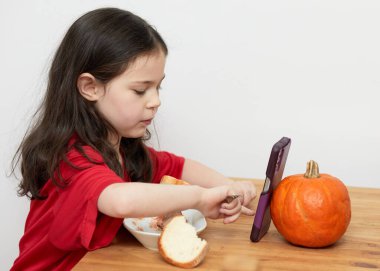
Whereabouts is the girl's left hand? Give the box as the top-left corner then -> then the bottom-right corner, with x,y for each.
218,180 -> 257,223
229,180 -> 257,213
219,195 -> 242,224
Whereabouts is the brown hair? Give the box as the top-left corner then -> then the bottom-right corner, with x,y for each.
12,8 -> 168,199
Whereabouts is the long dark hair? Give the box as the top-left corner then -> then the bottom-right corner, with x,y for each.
12,8 -> 168,199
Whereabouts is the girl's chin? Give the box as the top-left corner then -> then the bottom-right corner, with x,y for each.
121,128 -> 148,139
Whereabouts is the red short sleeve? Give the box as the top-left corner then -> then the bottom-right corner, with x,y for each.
48,147 -> 124,251
148,147 -> 185,183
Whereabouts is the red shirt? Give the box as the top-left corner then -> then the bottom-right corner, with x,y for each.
11,142 -> 184,271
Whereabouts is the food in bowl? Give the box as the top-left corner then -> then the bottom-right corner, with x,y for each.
123,209 -> 207,251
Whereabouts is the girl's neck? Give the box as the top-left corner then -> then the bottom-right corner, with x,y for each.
108,133 -> 122,164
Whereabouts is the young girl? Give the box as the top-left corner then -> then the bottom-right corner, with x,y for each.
11,7 -> 256,270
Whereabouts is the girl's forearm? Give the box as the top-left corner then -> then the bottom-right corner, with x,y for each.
98,182 -> 205,218
181,158 -> 234,188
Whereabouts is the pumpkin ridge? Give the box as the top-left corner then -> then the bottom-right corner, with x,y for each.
295,183 -> 318,245
283,180 -> 297,228
276,180 -> 293,232
319,178 -> 334,213
319,176 -> 351,239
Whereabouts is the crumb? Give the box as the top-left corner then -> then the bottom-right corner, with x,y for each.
150,216 -> 164,231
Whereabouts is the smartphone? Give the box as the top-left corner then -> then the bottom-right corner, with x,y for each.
250,137 -> 291,242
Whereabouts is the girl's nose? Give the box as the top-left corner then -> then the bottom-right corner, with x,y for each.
146,89 -> 161,110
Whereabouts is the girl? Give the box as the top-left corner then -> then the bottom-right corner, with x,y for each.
11,7 -> 256,270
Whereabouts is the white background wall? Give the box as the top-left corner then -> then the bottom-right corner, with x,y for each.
1,0 -> 379,268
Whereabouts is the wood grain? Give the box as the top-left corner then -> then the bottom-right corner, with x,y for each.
74,179 -> 380,271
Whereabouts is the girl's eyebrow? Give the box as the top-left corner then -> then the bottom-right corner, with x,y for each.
131,75 -> 165,84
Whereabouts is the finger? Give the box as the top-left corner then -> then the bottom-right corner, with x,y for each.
248,183 -> 257,201
223,212 -> 241,224
241,190 -> 249,206
251,187 -> 257,200
243,194 -> 254,207
219,205 -> 241,216
225,193 -> 240,203
220,200 -> 242,216
243,186 -> 257,206
221,198 -> 240,210
245,185 -> 256,205
239,194 -> 245,205
241,206 -> 255,216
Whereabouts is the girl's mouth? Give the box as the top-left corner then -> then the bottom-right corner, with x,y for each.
142,119 -> 152,125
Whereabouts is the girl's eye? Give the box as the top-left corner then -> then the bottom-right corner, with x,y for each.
133,89 -> 146,96
132,86 -> 162,96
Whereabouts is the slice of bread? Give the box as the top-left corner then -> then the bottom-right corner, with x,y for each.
158,215 -> 209,268
160,175 -> 189,185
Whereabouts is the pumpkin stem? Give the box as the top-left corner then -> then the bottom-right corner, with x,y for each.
304,160 -> 320,178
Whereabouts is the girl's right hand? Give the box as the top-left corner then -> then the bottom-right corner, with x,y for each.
197,185 -> 243,224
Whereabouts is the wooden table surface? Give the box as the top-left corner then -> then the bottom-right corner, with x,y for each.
74,178 -> 380,271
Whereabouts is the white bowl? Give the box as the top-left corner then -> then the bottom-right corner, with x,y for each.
123,209 -> 207,251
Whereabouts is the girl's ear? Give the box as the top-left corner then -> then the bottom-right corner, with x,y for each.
77,73 -> 103,101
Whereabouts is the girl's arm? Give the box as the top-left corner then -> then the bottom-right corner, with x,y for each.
181,158 -> 234,187
97,182 -> 242,224
181,158 -> 257,214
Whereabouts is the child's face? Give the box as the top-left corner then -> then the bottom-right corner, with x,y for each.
95,51 -> 166,142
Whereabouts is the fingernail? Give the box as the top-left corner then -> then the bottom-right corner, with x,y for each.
225,194 -> 240,203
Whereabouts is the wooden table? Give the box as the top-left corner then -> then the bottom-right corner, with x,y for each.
74,179 -> 380,271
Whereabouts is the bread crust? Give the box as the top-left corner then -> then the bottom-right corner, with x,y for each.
160,175 -> 189,185
158,215 -> 209,268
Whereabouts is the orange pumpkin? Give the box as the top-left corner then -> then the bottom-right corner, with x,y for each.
270,160 -> 351,248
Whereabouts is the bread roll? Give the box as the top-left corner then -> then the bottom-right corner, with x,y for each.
160,175 -> 189,185
158,215 -> 209,268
